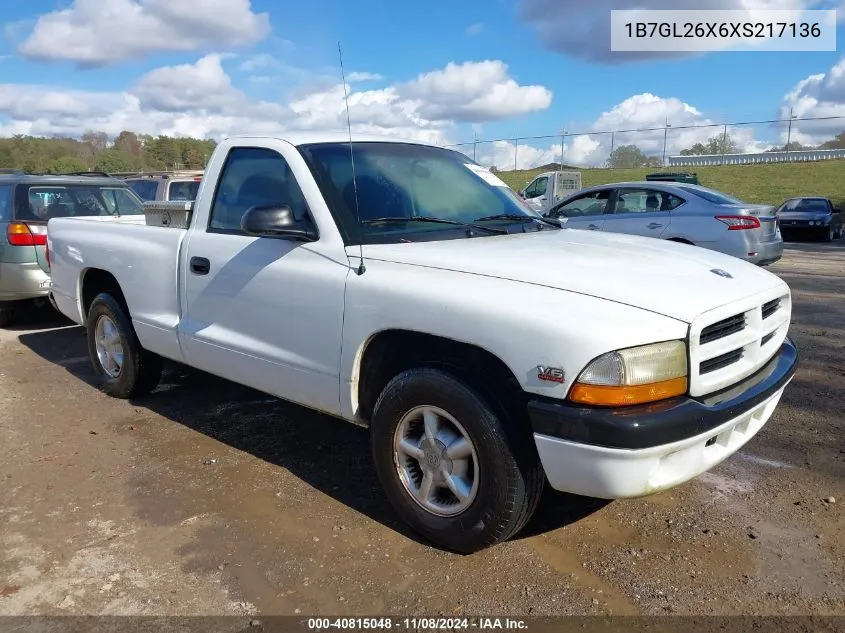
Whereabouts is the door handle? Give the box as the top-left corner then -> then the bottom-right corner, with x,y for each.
190,256 -> 210,275
586,224 -> 600,230
647,222 -> 664,229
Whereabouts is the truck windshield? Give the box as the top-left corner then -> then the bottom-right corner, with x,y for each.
14,184 -> 145,221
298,141 -> 543,244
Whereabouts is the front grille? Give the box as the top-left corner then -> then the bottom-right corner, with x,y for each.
688,291 -> 791,397
700,313 -> 746,345
700,349 -> 744,375
762,298 -> 780,320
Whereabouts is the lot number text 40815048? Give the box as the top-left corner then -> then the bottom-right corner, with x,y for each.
306,617 -> 528,630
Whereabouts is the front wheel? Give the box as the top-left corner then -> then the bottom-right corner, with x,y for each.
86,292 -> 162,398
370,367 -> 545,554
822,225 -> 835,242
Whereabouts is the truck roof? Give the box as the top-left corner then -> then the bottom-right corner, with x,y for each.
224,131 -> 444,149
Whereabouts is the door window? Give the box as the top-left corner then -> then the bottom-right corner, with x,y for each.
613,189 -> 685,214
209,147 -> 310,233
551,190 -> 611,217
523,176 -> 548,199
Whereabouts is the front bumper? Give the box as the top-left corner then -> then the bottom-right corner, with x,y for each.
528,338 -> 797,499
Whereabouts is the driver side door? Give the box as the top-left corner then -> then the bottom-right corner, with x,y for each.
521,176 -> 549,212
178,145 -> 351,416
547,189 -> 612,231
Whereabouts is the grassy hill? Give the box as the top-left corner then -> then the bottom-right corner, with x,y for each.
496,160 -> 845,208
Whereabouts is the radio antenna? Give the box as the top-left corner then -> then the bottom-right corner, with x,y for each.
338,41 -> 365,276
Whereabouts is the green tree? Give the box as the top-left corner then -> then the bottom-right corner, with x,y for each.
94,149 -> 136,173
49,156 -> 88,174
680,133 -> 738,156
608,144 -> 653,168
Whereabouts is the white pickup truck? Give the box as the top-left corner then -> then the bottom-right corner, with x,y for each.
46,133 -> 797,554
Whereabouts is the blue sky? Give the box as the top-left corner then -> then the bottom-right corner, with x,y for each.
1,0 -> 844,168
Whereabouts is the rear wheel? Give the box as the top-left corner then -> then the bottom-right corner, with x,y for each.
370,367 -> 545,554
86,292 -> 162,398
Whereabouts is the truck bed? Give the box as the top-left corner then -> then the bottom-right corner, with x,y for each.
48,216 -> 189,364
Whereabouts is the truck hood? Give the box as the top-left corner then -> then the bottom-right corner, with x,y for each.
359,228 -> 786,324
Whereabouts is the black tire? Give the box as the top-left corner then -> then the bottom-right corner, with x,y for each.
370,367 -> 545,554
822,225 -> 834,242
86,292 -> 162,398
0,308 -> 14,328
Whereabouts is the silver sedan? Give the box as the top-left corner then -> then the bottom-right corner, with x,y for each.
545,181 -> 783,266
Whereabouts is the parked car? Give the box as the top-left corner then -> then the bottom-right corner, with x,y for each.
46,134 -> 796,554
0,169 -> 145,327
120,170 -> 204,202
775,197 -> 843,242
546,181 -> 783,266
518,170 -> 582,214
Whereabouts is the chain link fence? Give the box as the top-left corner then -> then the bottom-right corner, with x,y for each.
445,114 -> 845,172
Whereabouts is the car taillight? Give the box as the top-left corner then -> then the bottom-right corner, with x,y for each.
715,215 -> 761,230
7,222 -> 47,246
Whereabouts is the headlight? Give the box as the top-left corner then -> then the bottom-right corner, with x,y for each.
568,340 -> 688,407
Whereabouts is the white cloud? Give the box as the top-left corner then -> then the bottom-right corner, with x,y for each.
131,55 -> 246,113
400,60 -> 552,122
347,72 -> 385,82
518,0 -> 838,64
778,56 -> 845,144
0,56 -> 551,146
17,0 -> 270,66
466,23 -> 484,36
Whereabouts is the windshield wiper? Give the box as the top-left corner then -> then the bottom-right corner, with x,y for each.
473,213 -> 560,228
360,216 -> 507,234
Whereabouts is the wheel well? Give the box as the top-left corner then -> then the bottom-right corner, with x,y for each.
356,330 -> 526,425
668,237 -> 694,245
80,269 -> 127,321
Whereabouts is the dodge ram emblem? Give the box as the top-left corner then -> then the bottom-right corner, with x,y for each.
537,366 -> 565,383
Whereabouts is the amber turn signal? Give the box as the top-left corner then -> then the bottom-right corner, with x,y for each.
568,376 -> 689,407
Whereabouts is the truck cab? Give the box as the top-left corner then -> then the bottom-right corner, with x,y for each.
519,170 -> 582,214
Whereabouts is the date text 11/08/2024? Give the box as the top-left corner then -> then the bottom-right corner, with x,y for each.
306,617 -> 528,630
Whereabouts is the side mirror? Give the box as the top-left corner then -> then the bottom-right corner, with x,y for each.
833,207 -> 841,214
241,205 -> 318,241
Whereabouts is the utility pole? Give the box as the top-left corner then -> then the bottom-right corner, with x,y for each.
785,107 -> 797,161
609,132 -> 615,167
662,118 -> 671,167
721,124 -> 728,165
514,133 -> 519,171
473,132 -> 478,162
560,128 -> 567,170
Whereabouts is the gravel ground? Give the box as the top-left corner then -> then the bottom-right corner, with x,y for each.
0,240 -> 843,619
